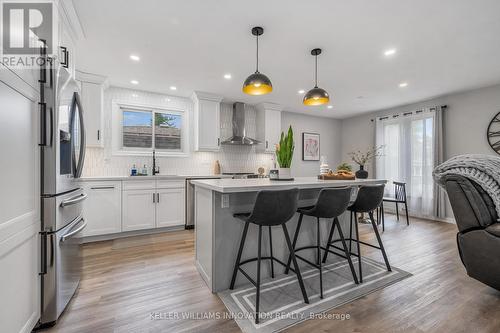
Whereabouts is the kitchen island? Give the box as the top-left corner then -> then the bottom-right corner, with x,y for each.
190,177 -> 387,292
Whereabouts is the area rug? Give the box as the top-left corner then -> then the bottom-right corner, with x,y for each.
218,257 -> 411,333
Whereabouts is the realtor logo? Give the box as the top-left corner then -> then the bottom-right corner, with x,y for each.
2,2 -> 53,54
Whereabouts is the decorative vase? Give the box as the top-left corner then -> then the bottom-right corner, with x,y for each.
355,165 -> 368,179
278,167 -> 291,179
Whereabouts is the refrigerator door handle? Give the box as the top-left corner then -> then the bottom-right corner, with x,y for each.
60,193 -> 87,207
40,232 -> 48,275
70,92 -> 86,179
61,218 -> 86,242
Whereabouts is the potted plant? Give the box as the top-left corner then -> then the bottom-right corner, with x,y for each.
348,146 -> 384,179
275,126 -> 294,179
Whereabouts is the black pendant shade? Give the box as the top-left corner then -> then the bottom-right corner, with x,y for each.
303,48 -> 330,106
243,27 -> 273,95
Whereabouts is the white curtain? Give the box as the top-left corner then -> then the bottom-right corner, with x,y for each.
375,107 -> 444,218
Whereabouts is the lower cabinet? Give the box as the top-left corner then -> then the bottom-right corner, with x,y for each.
156,188 -> 185,227
82,181 -> 122,237
122,189 -> 156,231
81,179 -> 186,238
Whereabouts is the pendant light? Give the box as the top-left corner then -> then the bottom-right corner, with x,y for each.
303,48 -> 329,106
242,27 -> 273,95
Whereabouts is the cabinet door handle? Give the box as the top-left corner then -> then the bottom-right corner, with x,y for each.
153,192 -> 156,203
97,130 -> 100,141
266,140 -> 268,149
157,193 -> 160,203
90,186 -> 114,190
217,138 -> 220,146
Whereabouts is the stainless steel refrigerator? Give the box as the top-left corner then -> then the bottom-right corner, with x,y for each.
38,60 -> 87,327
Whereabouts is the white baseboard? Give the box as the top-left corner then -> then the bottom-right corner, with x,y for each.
80,225 -> 186,243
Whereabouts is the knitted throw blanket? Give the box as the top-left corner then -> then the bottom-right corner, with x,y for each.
433,154 -> 500,217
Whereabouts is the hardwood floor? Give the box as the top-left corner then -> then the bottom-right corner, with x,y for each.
42,215 -> 500,333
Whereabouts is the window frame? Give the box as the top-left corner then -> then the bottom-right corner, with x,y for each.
112,100 -> 189,157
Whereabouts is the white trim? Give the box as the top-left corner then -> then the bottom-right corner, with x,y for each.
58,0 -> 85,40
191,91 -> 223,103
255,102 -> 284,112
111,100 -> 190,157
75,70 -> 109,88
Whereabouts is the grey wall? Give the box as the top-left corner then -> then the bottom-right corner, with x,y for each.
281,112 -> 342,177
340,83 -> 500,175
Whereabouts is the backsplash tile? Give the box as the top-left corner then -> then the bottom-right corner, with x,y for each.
82,87 -> 274,177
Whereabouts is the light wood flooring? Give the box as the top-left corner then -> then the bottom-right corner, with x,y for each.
42,214 -> 500,333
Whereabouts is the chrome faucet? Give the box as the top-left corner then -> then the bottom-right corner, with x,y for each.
152,150 -> 160,175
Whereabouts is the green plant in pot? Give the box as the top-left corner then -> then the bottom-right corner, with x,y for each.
275,126 -> 294,179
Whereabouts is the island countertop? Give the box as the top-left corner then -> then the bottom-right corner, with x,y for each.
190,177 -> 387,193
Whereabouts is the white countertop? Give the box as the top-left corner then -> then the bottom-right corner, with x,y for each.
78,174 -> 232,182
190,177 -> 387,193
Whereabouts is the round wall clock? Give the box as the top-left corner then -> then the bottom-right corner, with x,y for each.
487,111 -> 500,155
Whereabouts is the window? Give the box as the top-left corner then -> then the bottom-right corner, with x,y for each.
112,102 -> 188,156
376,111 -> 435,217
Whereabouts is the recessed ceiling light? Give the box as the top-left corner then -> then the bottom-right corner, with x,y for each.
130,54 -> 140,61
224,74 -> 232,79
399,82 -> 408,88
165,98 -> 171,102
130,80 -> 139,85
170,86 -> 177,91
132,93 -> 138,98
327,105 -> 333,109
384,48 -> 397,56
298,90 -> 305,94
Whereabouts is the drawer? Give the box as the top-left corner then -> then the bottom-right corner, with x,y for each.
123,180 -> 156,191
85,181 -> 122,191
156,179 -> 185,189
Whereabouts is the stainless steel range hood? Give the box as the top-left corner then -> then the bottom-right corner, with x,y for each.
221,102 -> 261,145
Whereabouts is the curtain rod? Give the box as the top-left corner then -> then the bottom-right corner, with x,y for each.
370,105 -> 448,122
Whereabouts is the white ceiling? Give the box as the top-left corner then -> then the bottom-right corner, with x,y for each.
72,0 -> 500,118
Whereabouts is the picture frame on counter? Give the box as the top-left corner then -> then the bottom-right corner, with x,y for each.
302,132 -> 320,161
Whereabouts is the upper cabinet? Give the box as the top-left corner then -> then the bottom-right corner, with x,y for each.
191,91 -> 223,151
256,103 -> 283,153
76,71 -> 108,148
0,0 -> 83,91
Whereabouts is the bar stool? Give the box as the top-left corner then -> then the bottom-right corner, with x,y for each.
229,188 -> 309,324
323,184 -> 391,283
284,187 -> 359,299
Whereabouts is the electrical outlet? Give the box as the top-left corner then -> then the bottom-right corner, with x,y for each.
221,194 -> 229,208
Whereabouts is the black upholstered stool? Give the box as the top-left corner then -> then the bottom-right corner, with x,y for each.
229,188 -> 309,324
323,184 -> 391,283
284,187 -> 359,299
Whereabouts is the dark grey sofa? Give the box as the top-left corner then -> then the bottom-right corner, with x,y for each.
443,175 -> 500,290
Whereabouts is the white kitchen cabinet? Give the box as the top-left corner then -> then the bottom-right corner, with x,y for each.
81,181 -> 122,236
122,189 -> 156,231
256,103 -> 283,153
156,188 -> 185,227
76,71 -> 108,148
191,91 -> 223,151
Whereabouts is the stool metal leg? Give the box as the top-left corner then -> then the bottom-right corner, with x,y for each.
268,226 -> 274,279
334,217 -> 359,284
369,212 -> 391,272
395,202 -> 399,221
316,217 -> 323,298
381,202 -> 385,232
354,216 -> 362,283
285,213 -> 303,274
230,221 -> 250,290
321,218 -> 336,263
349,211 -> 353,253
282,224 -> 309,304
255,225 -> 262,324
